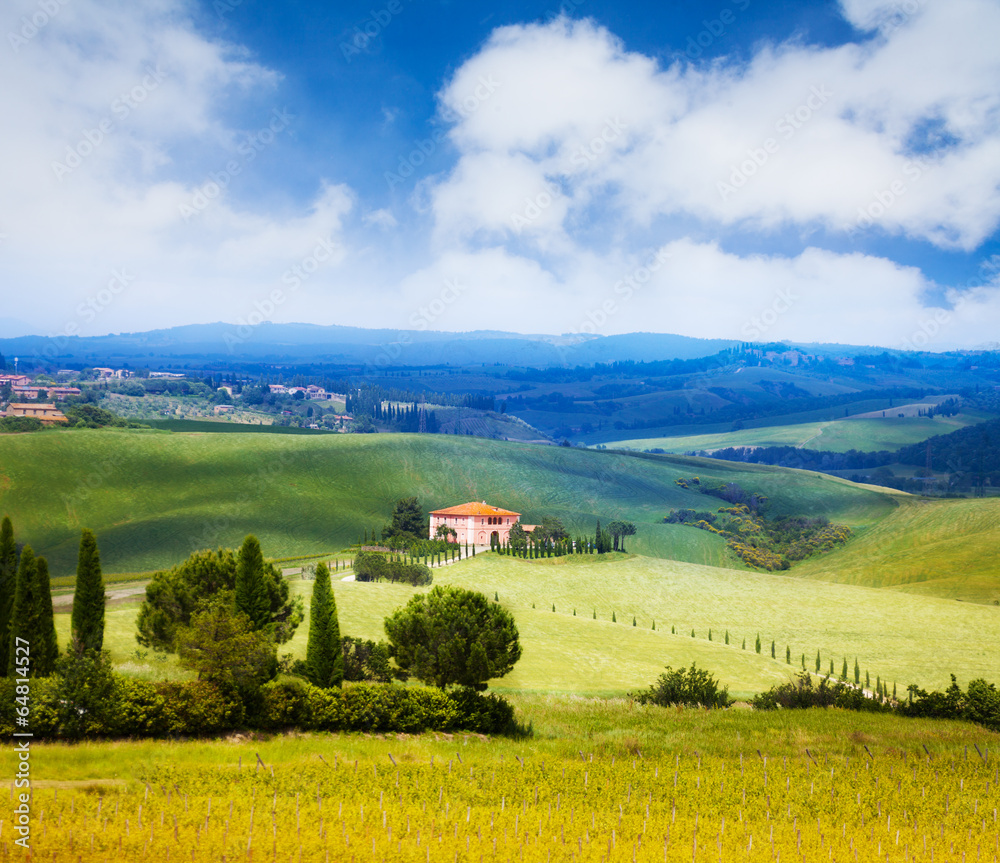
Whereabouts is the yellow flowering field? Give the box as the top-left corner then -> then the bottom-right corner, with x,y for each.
4,744 -> 997,862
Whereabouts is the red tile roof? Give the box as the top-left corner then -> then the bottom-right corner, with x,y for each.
430,502 -> 520,517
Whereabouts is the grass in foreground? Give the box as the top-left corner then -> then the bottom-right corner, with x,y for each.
2,699 -> 997,862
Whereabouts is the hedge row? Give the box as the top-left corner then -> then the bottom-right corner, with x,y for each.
0,677 -> 518,739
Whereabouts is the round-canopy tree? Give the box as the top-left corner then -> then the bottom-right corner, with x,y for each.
383,586 -> 521,690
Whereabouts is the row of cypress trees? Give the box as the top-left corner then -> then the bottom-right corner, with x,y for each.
0,516 -> 106,676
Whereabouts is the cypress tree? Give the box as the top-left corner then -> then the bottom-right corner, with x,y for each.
235,535 -> 271,631
755,634 -> 761,654
690,628 -> 695,637
71,529 -> 105,652
593,609 -> 596,619
854,658 -> 860,685
725,630 -> 729,645
651,620 -> 655,630
611,610 -> 616,622
552,604 -> 555,612
800,653 -> 805,670
0,516 -> 16,675
33,557 -> 58,676
8,546 -> 37,676
829,658 -> 834,675
632,616 -> 636,627
892,681 -> 897,700
494,592 -> 499,602
770,640 -> 775,659
786,645 -> 791,664
708,628 -> 712,641
865,670 -> 870,688
741,637 -> 746,649
841,658 -> 848,680
815,650 -> 821,673
305,562 -> 344,688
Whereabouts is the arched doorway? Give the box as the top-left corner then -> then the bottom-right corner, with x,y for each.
490,530 -> 499,544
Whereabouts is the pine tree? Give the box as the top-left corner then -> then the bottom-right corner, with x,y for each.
33,557 -> 58,676
235,535 -> 271,632
0,516 -> 16,676
305,563 -> 344,688
71,529 -> 105,652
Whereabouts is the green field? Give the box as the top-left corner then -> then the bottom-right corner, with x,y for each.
63,548 -> 999,700
606,411 -> 988,454
0,429 -> 898,576
5,427 -> 999,703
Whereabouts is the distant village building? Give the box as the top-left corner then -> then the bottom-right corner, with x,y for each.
6,403 -> 68,425
429,501 -> 531,546
12,386 -> 80,401
0,375 -> 31,388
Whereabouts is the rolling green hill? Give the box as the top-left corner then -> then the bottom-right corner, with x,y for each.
603,412 -> 988,454
0,428 -> 896,577
54,549 -> 1000,699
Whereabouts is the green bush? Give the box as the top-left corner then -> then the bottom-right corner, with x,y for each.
446,687 -> 520,735
114,677 -> 168,736
255,679 -> 311,730
632,663 -> 730,709
158,681 -> 243,735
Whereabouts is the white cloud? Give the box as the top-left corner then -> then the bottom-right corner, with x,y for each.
0,0 -> 353,338
431,8 -> 1000,250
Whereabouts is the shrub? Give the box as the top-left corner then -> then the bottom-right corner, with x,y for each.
632,663 -> 730,709
158,681 -> 243,735
255,679 -> 311,730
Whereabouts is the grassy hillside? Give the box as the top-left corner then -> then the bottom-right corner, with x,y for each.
794,496 -> 1000,602
0,429 -> 896,576
60,549 -> 1000,699
605,412 -> 988,454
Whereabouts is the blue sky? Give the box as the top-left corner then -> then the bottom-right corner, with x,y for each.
2,0 -> 1000,349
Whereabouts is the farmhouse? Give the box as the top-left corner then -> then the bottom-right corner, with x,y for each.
5,403 -> 68,425
429,501 -> 524,546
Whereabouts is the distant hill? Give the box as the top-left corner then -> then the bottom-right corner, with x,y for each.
0,323 -> 737,368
